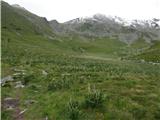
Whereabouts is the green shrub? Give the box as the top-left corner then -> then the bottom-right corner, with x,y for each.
131,107 -> 146,119
66,99 -> 83,120
154,107 -> 160,119
85,86 -> 105,109
1,110 -> 13,120
22,74 -> 35,85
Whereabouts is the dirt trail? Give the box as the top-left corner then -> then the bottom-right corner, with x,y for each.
75,55 -> 120,61
2,88 -> 25,120
14,88 -> 24,120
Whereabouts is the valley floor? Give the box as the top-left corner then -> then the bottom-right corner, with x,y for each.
2,53 -> 160,120
1,26 -> 160,120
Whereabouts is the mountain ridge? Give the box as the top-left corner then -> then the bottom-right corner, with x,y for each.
50,14 -> 160,44
2,0 -> 160,44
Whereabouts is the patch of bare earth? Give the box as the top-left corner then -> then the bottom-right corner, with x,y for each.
2,95 -> 25,120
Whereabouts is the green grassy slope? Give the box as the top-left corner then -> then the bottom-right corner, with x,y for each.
2,54 -> 160,120
1,1 -> 128,77
12,5 -> 55,36
129,41 -> 160,62
1,1 -> 54,36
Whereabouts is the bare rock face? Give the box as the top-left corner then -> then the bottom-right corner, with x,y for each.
49,14 -> 160,44
1,75 -> 14,85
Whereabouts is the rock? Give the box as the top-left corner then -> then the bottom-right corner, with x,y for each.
140,59 -> 145,63
15,81 -> 25,88
45,116 -> 48,120
42,70 -> 48,76
3,98 -> 18,109
1,75 -> 13,84
4,97 -> 14,100
13,69 -> 26,72
13,72 -> 26,76
6,106 -> 14,110
13,73 -> 21,76
19,109 -> 27,115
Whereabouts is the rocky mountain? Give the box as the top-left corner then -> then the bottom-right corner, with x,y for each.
2,1 -> 160,44
49,14 -> 160,44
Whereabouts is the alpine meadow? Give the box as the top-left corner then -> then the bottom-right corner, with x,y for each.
1,1 -> 160,120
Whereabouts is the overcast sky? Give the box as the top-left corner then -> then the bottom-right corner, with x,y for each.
4,0 -> 160,23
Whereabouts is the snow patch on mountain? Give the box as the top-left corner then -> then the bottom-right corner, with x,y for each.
65,14 -> 160,28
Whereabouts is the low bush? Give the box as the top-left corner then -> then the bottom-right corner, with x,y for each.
22,74 -> 35,85
84,86 -> 105,109
66,99 -> 82,120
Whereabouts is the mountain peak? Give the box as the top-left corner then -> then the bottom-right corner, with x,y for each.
12,4 -> 26,11
93,13 -> 106,19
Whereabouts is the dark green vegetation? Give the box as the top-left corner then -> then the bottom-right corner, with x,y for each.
1,1 -> 160,120
130,41 -> 160,63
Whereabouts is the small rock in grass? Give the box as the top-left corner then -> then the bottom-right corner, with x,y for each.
1,75 -> 13,85
15,81 -> 25,88
19,109 -> 27,115
42,70 -> 48,76
3,98 -> 19,109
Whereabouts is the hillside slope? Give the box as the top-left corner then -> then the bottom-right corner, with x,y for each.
1,1 -> 55,37
1,1 -> 130,60
130,41 -> 160,62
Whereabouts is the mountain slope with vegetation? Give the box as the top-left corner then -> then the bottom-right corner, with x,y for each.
1,1 -> 160,120
130,41 -> 160,62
